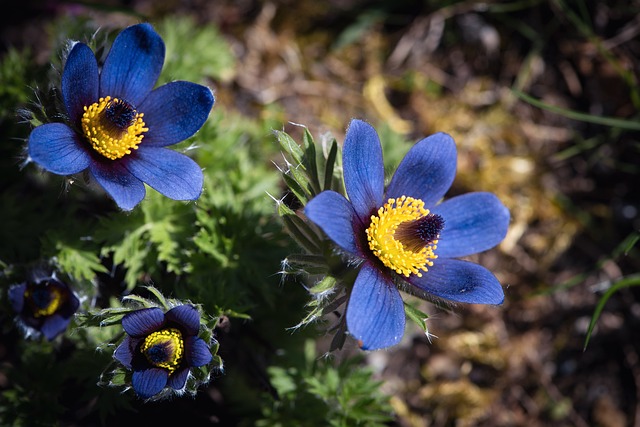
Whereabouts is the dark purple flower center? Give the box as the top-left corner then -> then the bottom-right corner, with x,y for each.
366,196 -> 443,277
25,283 -> 63,318
105,98 -> 137,130
141,328 -> 184,373
394,213 -> 444,252
81,96 -> 148,160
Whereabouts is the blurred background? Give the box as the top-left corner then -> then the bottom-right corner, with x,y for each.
1,0 -> 639,426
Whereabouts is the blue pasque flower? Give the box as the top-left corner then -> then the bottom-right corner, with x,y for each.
27,23 -> 214,210
8,274 -> 80,341
114,305 -> 213,399
304,119 -> 510,350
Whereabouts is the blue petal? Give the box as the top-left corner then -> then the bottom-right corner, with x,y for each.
139,81 -> 214,147
342,119 -> 385,223
100,23 -> 165,106
62,42 -> 99,125
184,336 -> 212,367
40,314 -> 70,341
431,192 -> 510,258
346,263 -> 405,350
8,283 -> 26,313
305,190 -> 361,255
167,367 -> 189,390
88,160 -> 146,211
28,124 -> 91,175
114,336 -> 135,369
125,147 -> 203,201
386,132 -> 457,207
165,305 -> 200,336
122,307 -> 165,337
63,290 -> 81,318
132,368 -> 168,399
407,258 -> 504,305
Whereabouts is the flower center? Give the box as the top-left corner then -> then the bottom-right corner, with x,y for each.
81,96 -> 148,160
366,196 -> 444,277
141,328 -> 184,374
25,284 -> 63,318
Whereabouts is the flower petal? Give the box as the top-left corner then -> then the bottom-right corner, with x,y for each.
40,314 -> 71,341
305,190 -> 361,256
386,132 -> 457,207
114,336 -> 135,369
346,263 -> 405,350
61,290 -> 80,318
88,160 -> 146,211
8,283 -> 26,313
100,23 -> 165,106
132,368 -> 168,399
167,367 -> 189,390
343,119 -> 385,223
139,81 -> 214,147
165,305 -> 200,336
122,307 -> 165,337
184,336 -> 212,367
407,258 -> 504,305
28,124 -> 91,175
125,147 -> 203,201
431,192 -> 510,258
62,42 -> 99,125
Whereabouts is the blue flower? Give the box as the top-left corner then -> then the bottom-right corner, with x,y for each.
8,275 -> 80,341
114,305 -> 213,399
28,23 -> 214,210
305,119 -> 510,350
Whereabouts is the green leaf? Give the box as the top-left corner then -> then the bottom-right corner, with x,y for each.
323,139 -> 338,191
281,214 -> 321,254
281,172 -> 310,206
404,302 -> 430,335
275,130 -> 305,165
52,239 -> 108,281
512,89 -> 640,130
308,276 -> 337,294
584,274 -> 640,351
302,128 -> 322,195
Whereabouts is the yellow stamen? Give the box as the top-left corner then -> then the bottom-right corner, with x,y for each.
366,196 -> 439,277
25,286 -> 63,318
81,96 -> 148,160
141,328 -> 184,374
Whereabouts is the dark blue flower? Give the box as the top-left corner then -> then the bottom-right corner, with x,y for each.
305,119 -> 510,350
28,23 -> 214,210
8,275 -> 80,341
114,305 -> 213,399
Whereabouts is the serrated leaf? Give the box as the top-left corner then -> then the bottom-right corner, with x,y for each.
53,241 -> 108,281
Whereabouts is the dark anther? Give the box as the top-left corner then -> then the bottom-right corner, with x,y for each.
394,214 -> 444,252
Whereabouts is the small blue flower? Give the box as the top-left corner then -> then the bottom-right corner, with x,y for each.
8,275 -> 80,341
305,119 -> 510,350
114,305 -> 213,399
27,23 -> 214,210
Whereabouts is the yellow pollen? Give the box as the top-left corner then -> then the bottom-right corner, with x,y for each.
81,96 -> 148,160
25,286 -> 63,318
141,328 -> 184,374
366,196 -> 439,277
